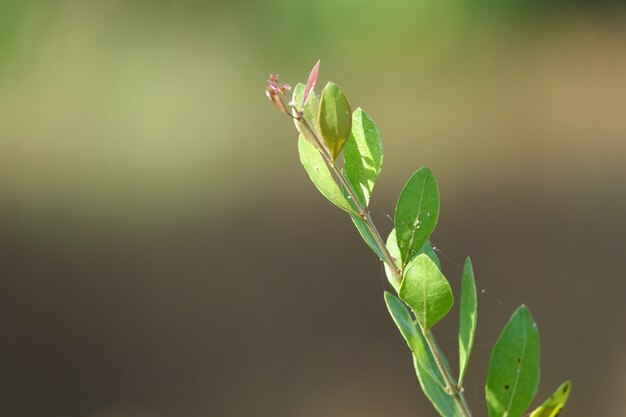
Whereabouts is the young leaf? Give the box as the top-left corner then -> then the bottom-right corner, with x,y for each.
529,380 -> 571,417
486,306 -> 540,417
399,253 -> 454,330
384,293 -> 464,417
319,82 -> 352,160
394,167 -> 440,267
298,135 -> 357,214
458,257 -> 477,386
344,108 -> 383,206
303,60 -> 320,105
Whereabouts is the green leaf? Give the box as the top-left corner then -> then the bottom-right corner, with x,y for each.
486,306 -> 540,417
384,229 -> 402,292
394,167 -> 440,267
319,82 -> 352,160
384,229 -> 441,293
344,108 -> 383,206
399,253 -> 454,330
385,292 -> 422,353
384,293 -> 464,417
419,240 -> 442,271
337,179 -> 385,260
349,214 -> 385,261
458,257 -> 477,386
297,135 -> 357,214
529,380 -> 571,417
292,83 -> 321,146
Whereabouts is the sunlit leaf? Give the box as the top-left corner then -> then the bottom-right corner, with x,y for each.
394,167 -> 439,267
458,257 -> 477,386
486,306 -> 540,417
384,228 -> 402,292
292,83 -> 322,148
529,380 -> 571,417
297,135 -> 356,214
344,108 -> 383,206
399,253 -> 453,330
319,82 -> 352,160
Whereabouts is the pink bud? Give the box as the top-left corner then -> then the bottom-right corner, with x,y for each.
303,60 -> 320,105
266,88 -> 290,116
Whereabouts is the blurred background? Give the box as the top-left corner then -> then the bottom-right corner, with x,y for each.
1,1 -> 625,416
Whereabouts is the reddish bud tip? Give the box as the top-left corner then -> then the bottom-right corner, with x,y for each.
303,60 -> 320,105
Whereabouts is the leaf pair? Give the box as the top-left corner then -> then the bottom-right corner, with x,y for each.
385,256 -> 478,417
385,292 -> 465,417
300,60 -> 351,160
295,79 -> 386,256
294,83 -> 355,214
295,84 -> 383,199
293,73 -> 353,162
385,255 -> 477,417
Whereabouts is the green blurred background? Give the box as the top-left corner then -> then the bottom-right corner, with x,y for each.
1,1 -> 625,416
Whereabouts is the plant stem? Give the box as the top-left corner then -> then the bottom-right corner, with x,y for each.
298,116 -> 403,286
421,325 -> 473,417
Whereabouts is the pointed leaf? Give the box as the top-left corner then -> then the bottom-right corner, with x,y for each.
486,306 -> 540,417
303,60 -> 320,105
297,136 -> 357,214
399,253 -> 454,330
384,293 -> 464,417
458,257 -> 477,386
319,82 -> 352,160
394,167 -> 440,267
529,380 -> 571,417
344,108 -> 383,206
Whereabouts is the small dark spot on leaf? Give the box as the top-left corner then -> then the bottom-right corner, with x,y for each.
563,384 -> 569,394
504,384 -> 510,390
517,358 -> 521,363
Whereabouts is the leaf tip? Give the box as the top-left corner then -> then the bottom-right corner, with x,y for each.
303,59 -> 320,105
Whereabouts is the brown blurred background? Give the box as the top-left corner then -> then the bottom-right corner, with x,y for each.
0,1 -> 625,416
